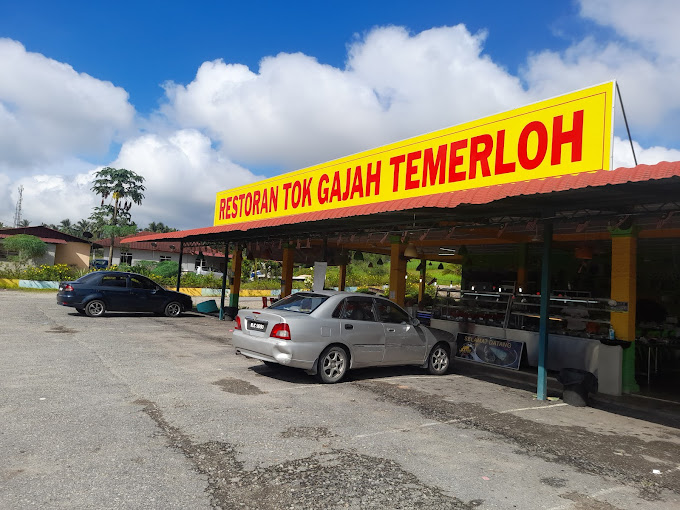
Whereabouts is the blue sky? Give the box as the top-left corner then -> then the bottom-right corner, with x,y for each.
1,0 -> 679,229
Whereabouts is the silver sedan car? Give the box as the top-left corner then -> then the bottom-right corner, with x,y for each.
232,290 -> 455,383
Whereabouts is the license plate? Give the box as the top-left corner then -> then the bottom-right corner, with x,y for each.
247,320 -> 267,331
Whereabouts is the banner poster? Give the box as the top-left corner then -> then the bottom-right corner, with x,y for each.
214,81 -> 616,227
455,332 -> 524,370
312,262 -> 327,292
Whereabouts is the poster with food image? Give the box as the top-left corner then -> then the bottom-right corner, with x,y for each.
455,333 -> 524,370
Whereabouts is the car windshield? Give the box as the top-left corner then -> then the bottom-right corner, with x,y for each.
269,293 -> 328,314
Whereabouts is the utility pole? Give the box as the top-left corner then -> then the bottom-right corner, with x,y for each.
13,185 -> 23,228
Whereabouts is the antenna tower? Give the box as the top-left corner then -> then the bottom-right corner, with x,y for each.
13,185 -> 24,228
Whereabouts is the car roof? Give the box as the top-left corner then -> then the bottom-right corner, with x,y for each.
92,271 -> 150,278
295,290 -> 387,299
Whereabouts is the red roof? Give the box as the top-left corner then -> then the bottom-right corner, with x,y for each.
124,161 -> 680,242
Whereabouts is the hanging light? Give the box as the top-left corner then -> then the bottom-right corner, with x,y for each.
404,243 -> 418,258
368,262 -> 374,268
377,258 -> 384,265
416,262 -> 424,271
428,261 -> 433,266
438,262 -> 444,269
353,250 -> 364,261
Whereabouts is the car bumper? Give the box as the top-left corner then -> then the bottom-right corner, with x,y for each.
232,330 -> 315,370
56,293 -> 83,307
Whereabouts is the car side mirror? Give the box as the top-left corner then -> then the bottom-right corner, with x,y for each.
411,318 -> 420,327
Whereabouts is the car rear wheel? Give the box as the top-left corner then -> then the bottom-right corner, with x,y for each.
164,301 -> 182,317
75,308 -> 86,315
317,346 -> 348,384
427,343 -> 450,375
84,300 -> 105,318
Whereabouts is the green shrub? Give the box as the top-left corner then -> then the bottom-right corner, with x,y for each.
153,260 -> 180,278
20,264 -> 79,281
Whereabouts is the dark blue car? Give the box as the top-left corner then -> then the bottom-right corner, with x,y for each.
57,271 -> 193,318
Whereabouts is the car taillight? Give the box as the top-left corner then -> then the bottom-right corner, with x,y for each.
270,323 -> 291,340
62,284 -> 74,292
234,316 -> 242,330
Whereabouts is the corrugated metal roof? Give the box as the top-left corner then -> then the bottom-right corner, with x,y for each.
125,161 -> 680,243
97,234 -> 226,257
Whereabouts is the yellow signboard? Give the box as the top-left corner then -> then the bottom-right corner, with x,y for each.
214,81 -> 615,226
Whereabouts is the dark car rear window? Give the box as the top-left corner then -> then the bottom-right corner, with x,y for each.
75,273 -> 101,284
100,275 -> 128,288
269,293 -> 328,314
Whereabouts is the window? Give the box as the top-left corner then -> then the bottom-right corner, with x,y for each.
120,252 -> 132,265
375,299 -> 411,324
269,292 -> 328,314
100,275 -> 127,288
130,276 -> 157,290
334,297 -> 376,321
159,255 -> 172,262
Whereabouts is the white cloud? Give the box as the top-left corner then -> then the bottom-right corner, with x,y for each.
0,38 -> 135,169
162,25 -> 529,170
613,136 -> 680,169
579,0 -> 680,58
110,130 -> 257,229
523,1 -> 680,141
1,130 -> 257,230
4,172 -> 97,228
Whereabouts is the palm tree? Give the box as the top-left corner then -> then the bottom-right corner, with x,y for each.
90,167 -> 145,266
58,219 -> 76,236
19,219 -> 30,227
74,219 -> 92,237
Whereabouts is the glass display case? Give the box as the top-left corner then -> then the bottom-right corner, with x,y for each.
433,287 -> 613,338
508,291 -> 614,340
432,286 -> 513,329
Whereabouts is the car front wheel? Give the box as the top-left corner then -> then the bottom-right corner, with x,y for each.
164,301 -> 182,317
317,346 -> 348,383
84,300 -> 106,318
427,343 -> 450,375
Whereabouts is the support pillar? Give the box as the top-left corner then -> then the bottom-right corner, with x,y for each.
338,263 -> 347,291
418,260 -> 426,307
219,243 -> 229,321
389,238 -> 406,307
281,245 -> 295,298
229,246 -> 242,309
537,222 -> 553,401
176,241 -> 184,292
610,229 -> 639,393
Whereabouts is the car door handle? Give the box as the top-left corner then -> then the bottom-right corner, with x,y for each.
345,324 -> 353,330
387,328 -> 396,332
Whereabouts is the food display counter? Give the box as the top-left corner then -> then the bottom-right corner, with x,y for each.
429,286 -> 621,375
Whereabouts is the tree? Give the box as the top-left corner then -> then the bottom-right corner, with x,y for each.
89,167 -> 145,266
74,219 -> 92,238
19,219 -> 30,227
145,221 -> 176,233
58,219 -> 76,236
2,234 -> 47,267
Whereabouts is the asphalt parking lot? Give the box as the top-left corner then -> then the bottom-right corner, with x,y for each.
2,291 -> 680,510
